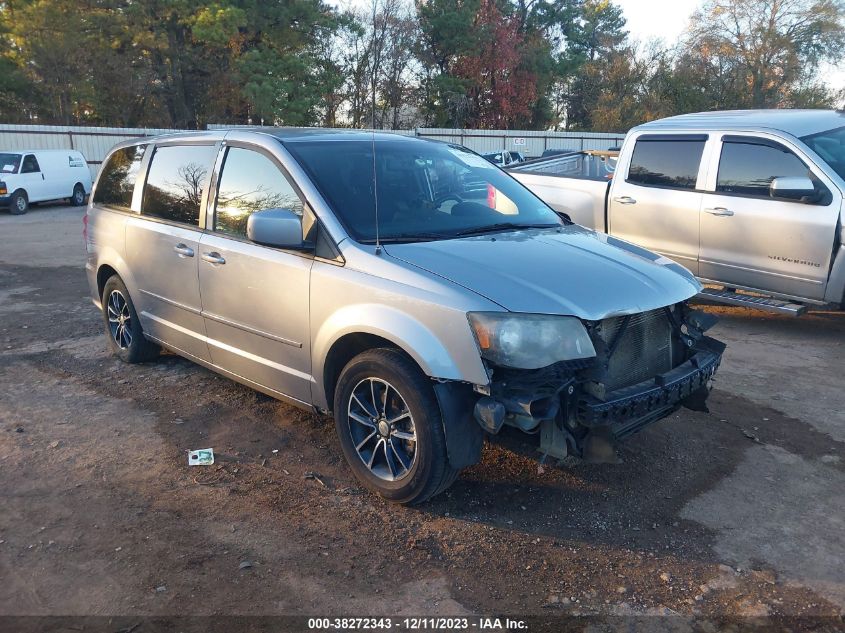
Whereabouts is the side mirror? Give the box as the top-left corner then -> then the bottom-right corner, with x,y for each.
247,208 -> 307,249
770,176 -> 816,202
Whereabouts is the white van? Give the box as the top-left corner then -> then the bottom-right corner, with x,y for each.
0,149 -> 93,214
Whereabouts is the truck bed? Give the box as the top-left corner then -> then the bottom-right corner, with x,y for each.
509,150 -> 618,180
507,151 -> 614,230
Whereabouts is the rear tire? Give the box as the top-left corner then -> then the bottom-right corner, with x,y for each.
9,190 -> 28,215
70,183 -> 86,206
334,348 -> 458,505
101,275 -> 160,363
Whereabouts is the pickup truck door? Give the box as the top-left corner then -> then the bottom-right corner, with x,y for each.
607,134 -> 708,274
698,134 -> 840,301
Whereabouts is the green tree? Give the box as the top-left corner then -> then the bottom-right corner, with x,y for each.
562,0 -> 629,129
234,0 -> 342,126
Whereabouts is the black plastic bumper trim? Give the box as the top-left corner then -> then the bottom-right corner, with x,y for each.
577,336 -> 725,434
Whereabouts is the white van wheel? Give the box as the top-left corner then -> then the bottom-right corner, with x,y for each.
9,190 -> 28,215
70,183 -> 86,206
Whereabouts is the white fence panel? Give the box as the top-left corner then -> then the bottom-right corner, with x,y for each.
0,123 -> 628,180
415,128 -> 626,157
0,124 -> 187,178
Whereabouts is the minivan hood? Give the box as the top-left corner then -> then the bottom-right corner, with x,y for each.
383,226 -> 701,321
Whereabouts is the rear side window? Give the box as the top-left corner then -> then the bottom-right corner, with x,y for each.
716,141 -> 810,197
213,147 -> 305,238
627,139 -> 705,190
142,145 -> 217,226
94,145 -> 147,210
21,154 -> 40,173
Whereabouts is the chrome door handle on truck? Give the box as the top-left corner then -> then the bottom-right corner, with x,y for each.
613,196 -> 636,205
173,244 -> 195,258
201,252 -> 226,265
704,207 -> 734,217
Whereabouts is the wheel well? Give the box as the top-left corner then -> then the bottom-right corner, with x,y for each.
323,333 -> 404,412
96,265 -> 118,301
74,181 -> 85,193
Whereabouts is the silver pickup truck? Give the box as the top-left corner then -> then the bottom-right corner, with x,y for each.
510,110 -> 845,315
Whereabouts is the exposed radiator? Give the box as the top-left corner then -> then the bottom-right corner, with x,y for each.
595,308 -> 675,391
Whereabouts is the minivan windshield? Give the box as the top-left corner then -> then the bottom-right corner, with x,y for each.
0,153 -> 21,174
801,126 -> 845,180
285,139 -> 561,243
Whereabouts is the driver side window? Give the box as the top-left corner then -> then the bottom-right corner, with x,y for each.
22,154 -> 40,174
214,147 -> 305,238
716,140 -> 810,198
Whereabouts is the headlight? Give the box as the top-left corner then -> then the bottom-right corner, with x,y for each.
467,312 -> 596,370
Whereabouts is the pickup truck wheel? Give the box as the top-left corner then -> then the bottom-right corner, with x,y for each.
9,190 -> 28,215
334,348 -> 457,505
101,276 -> 160,363
70,183 -> 86,206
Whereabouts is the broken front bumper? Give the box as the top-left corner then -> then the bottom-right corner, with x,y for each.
577,335 -> 725,439
471,332 -> 726,459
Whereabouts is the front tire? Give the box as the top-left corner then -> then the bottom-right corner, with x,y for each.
334,348 -> 458,505
101,275 -> 160,363
70,183 -> 86,206
9,190 -> 28,215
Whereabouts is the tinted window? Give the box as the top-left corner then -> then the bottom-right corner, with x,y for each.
0,153 -> 21,174
214,147 -> 305,238
627,140 -> 705,189
142,145 -> 216,225
716,141 -> 810,197
286,139 -> 560,243
93,145 -> 147,210
21,154 -> 40,173
802,126 -> 845,180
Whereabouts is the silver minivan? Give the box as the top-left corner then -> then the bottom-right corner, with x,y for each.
85,129 -> 725,504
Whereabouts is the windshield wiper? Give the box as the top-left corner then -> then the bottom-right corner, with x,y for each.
453,222 -> 560,237
364,232 -> 455,244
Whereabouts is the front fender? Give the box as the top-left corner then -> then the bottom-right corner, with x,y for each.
311,303 -> 488,408
823,243 -> 845,305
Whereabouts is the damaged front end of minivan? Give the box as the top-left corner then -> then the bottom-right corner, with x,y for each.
456,303 -> 724,462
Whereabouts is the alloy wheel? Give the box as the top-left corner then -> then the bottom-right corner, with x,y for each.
107,290 -> 133,349
347,377 -> 417,482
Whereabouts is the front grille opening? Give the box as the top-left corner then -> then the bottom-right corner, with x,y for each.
596,308 -> 675,391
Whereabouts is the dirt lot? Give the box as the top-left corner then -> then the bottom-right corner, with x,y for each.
1,204 -> 843,629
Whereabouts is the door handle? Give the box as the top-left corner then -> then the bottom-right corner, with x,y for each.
201,252 -> 226,265
704,207 -> 734,217
173,243 -> 194,257
613,196 -> 637,205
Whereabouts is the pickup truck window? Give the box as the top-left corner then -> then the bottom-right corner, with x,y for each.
214,147 -> 305,238
627,139 -> 704,190
801,126 -> 845,181
142,144 -> 217,226
716,141 -> 810,198
94,145 -> 147,210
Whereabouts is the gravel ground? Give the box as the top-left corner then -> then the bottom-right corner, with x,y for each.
0,204 -> 843,630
